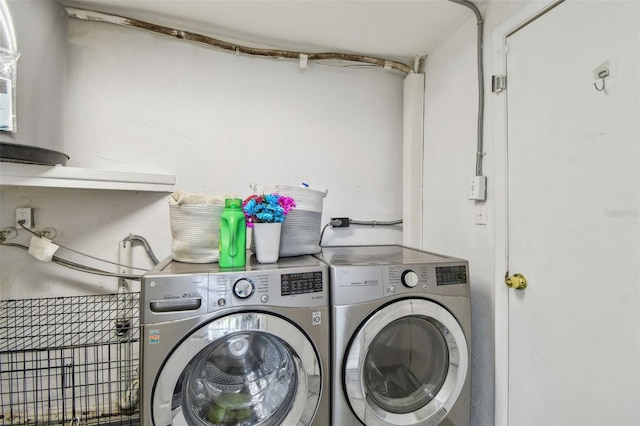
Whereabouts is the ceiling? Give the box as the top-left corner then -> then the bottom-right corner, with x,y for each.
59,0 -> 483,66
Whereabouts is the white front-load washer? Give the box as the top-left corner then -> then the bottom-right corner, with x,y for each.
316,245 -> 471,426
140,254 -> 330,426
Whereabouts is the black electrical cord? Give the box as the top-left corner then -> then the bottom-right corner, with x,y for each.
349,219 -> 404,226
318,223 -> 331,246
318,218 -> 403,246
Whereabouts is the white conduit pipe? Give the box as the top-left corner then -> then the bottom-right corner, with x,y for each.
447,0 -> 485,177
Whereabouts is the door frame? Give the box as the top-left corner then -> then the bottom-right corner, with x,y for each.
490,1 -> 563,424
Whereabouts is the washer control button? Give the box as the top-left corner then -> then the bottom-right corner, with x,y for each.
401,270 -> 419,288
233,279 -> 255,299
261,294 -> 269,304
389,286 -> 397,294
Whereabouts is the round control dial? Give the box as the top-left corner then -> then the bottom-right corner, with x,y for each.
233,278 -> 255,299
401,270 -> 419,288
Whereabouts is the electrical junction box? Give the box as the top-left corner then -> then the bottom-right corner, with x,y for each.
468,176 -> 486,201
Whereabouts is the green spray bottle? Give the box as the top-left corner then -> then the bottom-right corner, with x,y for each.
219,198 -> 246,268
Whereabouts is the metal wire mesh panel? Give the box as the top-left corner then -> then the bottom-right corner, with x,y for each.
0,293 -> 140,425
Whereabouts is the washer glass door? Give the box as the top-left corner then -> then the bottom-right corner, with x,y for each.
153,313 -> 321,426
344,299 -> 468,426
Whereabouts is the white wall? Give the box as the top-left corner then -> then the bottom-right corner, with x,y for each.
422,2 -> 531,425
1,2 -> 404,298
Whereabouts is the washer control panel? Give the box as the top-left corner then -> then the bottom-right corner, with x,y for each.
142,256 -> 328,323
208,266 -> 327,311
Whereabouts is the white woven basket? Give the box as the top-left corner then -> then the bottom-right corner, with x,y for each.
169,192 -> 226,263
250,184 -> 328,257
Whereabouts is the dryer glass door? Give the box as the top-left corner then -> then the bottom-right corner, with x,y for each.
152,313 -> 321,426
364,316 -> 449,413
344,299 -> 468,426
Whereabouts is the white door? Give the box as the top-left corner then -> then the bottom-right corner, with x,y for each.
506,1 -> 639,425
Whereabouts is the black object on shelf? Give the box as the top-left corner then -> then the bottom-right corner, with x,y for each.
0,142 -> 69,166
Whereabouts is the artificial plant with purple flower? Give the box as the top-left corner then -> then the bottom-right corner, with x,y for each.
242,193 -> 296,228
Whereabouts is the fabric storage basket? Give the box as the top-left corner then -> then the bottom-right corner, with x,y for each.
251,184 -> 327,257
169,191 -> 226,263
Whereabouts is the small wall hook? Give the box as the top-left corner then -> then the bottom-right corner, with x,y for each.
594,69 -> 609,92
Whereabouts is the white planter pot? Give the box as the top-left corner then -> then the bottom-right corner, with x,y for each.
253,222 -> 282,263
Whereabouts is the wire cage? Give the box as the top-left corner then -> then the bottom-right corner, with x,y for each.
0,292 -> 140,425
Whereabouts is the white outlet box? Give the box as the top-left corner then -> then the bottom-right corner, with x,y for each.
16,207 -> 34,228
468,176 -> 487,200
475,204 -> 488,225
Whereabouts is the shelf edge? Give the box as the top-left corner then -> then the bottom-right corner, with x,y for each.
0,163 -> 176,192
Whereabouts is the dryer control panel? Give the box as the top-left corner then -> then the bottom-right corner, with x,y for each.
328,263 -> 470,306
385,263 -> 469,295
319,245 -> 471,305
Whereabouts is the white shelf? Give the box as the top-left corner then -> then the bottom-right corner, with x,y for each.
0,163 -> 176,192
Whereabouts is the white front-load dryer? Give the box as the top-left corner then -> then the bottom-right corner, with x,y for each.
316,245 -> 471,426
140,255 -> 330,426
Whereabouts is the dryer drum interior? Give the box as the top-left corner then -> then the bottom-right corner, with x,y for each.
176,331 -> 298,426
363,316 -> 450,414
